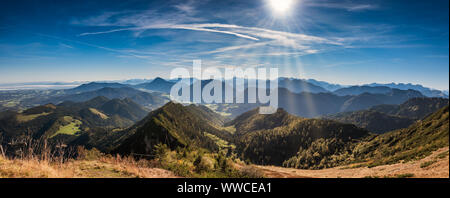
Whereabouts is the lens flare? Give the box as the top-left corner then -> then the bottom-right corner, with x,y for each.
268,0 -> 295,13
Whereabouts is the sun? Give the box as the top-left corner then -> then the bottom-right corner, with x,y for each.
268,0 -> 295,14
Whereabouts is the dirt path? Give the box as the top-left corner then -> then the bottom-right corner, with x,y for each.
256,147 -> 449,178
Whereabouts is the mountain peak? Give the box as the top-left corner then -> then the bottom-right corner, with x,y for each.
113,101 -> 222,155
89,95 -> 110,102
135,77 -> 175,93
69,82 -> 128,93
227,107 -> 296,135
152,77 -> 167,83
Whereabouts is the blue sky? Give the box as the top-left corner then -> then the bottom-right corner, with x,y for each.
0,0 -> 448,90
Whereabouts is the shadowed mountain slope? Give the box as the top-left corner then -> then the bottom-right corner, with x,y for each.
228,108 -> 369,167
352,105 -> 449,166
325,110 -> 415,134
325,97 -> 449,133
112,102 -> 230,156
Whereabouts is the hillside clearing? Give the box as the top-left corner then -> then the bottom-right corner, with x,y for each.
89,108 -> 109,119
50,118 -> 82,138
16,112 -> 51,122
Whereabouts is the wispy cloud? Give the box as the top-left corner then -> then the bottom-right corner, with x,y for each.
58,43 -> 74,49
304,0 -> 379,12
198,42 -> 271,54
320,60 -> 374,68
78,22 -> 343,52
424,54 -> 449,59
214,50 -> 320,59
33,33 -> 157,60
72,1 -> 388,65
173,0 -> 197,15
78,23 -> 261,40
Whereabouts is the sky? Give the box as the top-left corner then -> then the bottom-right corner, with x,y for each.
0,0 -> 448,90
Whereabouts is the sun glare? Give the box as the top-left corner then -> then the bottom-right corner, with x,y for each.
268,0 -> 295,14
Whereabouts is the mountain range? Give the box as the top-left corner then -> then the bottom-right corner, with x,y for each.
66,82 -> 130,94
304,79 -> 346,92
1,77 -> 442,124
117,102 -> 447,170
49,87 -> 168,110
206,87 -> 426,118
0,88 -> 448,174
2,77 -> 447,114
126,77 -> 449,98
278,78 -> 329,93
91,101 -> 447,170
0,76 -> 449,175
134,77 -> 176,93
57,77 -> 447,98
365,82 -> 448,98
0,96 -> 149,145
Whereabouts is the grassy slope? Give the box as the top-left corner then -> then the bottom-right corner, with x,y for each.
16,112 -> 51,122
0,153 -> 177,178
49,116 -> 82,138
353,105 -> 449,167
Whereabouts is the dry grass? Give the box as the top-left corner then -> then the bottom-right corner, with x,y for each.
0,156 -> 71,178
89,108 -> 109,119
95,155 -> 179,178
0,141 -> 178,178
0,154 -> 179,178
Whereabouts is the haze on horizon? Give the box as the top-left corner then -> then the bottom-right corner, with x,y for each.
0,0 -> 448,90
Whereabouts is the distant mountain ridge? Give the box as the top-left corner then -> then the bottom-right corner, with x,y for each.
2,77 -> 447,118
65,78 -> 448,100
203,87 -> 426,119
333,86 -> 393,96
48,87 -> 168,110
277,88 -> 423,117
278,78 -> 329,93
365,82 -> 448,98
305,79 -> 346,91
57,79 -> 429,120
134,77 -> 176,93
67,82 -> 130,94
